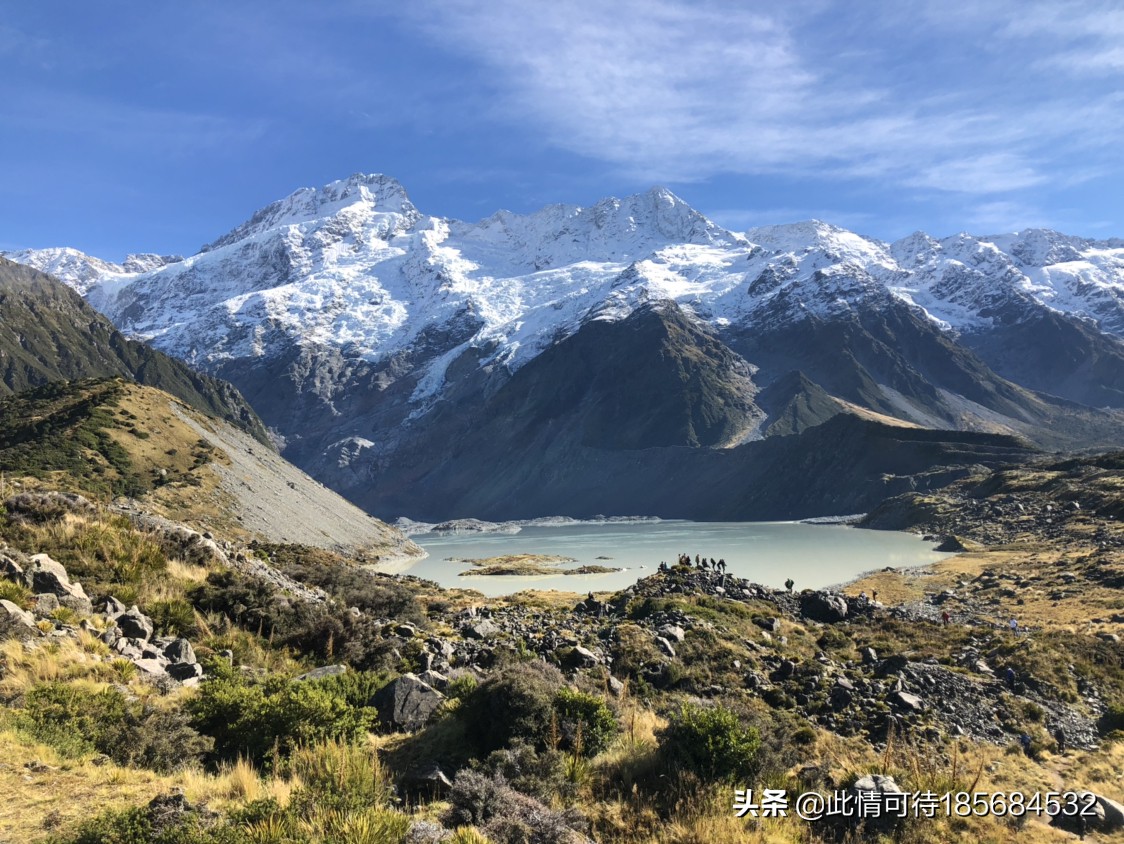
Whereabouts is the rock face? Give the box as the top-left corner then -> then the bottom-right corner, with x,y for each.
25,554 -> 92,614
800,591 -> 849,623
295,665 -> 349,682
114,607 -> 155,643
0,599 -> 38,639
376,673 -> 446,732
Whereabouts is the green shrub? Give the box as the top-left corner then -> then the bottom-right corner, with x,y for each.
1100,702 -> 1124,734
458,661 -> 565,754
445,673 -> 479,702
147,598 -> 198,637
187,666 -> 378,768
51,805 -> 239,844
553,687 -> 618,757
0,579 -> 34,609
20,682 -> 211,772
189,571 -> 400,670
456,665 -> 618,759
658,703 -> 761,783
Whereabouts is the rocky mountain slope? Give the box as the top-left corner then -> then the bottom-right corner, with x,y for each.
0,378 -> 419,558
9,175 -> 1124,519
0,257 -> 270,445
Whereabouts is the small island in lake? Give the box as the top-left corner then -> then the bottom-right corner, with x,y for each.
448,553 -> 621,576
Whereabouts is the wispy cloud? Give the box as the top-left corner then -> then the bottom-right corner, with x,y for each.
396,0 -> 1124,197
1,89 -> 267,156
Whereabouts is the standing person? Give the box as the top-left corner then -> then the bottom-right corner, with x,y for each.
941,610 -> 951,626
1006,666 -> 1017,688
1009,618 -> 1019,635
785,578 -> 795,592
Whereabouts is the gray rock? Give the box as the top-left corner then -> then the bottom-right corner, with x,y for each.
404,819 -> 450,843
294,664 -> 348,682
114,607 -> 154,642
114,639 -> 143,659
400,765 -> 454,800
377,673 -> 446,731
0,552 -> 25,581
800,591 -> 848,623
658,624 -> 686,643
829,685 -> 853,709
417,670 -> 448,690
394,623 -> 418,638
860,647 -> 878,664
104,597 -> 127,616
1051,792 -> 1106,835
164,638 -> 197,665
0,598 -> 39,639
755,617 -> 781,633
462,619 -> 499,640
134,658 -> 168,677
1096,793 -> 1124,830
167,662 -> 204,682
655,636 -> 677,658
567,645 -> 601,668
25,554 -> 92,614
608,676 -> 625,696
890,690 -> 924,712
33,594 -> 60,614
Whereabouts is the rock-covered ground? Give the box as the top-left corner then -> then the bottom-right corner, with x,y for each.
4,452 -> 1124,842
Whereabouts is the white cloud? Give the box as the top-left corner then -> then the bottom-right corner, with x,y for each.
965,200 -> 1052,234
397,0 -> 1124,196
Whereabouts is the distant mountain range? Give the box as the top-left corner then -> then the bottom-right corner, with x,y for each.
8,174 -> 1124,519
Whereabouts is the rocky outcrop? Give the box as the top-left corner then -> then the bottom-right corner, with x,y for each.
26,553 -> 92,614
0,599 -> 38,640
376,673 -> 446,732
800,590 -> 849,623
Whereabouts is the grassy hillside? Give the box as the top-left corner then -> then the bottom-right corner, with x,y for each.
0,378 -> 418,557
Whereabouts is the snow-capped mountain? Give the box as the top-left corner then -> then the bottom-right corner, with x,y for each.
8,174 -> 1124,519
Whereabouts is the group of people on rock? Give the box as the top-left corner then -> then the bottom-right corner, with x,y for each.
660,553 -> 728,573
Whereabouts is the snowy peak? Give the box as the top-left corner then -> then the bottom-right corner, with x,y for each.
0,247 -> 127,295
748,220 -> 893,268
987,229 -> 1088,267
203,173 -> 420,252
458,186 -> 744,271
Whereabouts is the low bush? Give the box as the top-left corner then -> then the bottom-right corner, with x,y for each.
190,571 -> 400,670
444,769 -> 588,844
457,663 -> 619,759
147,598 -> 198,637
657,702 -> 761,783
553,687 -> 618,757
187,664 -> 382,768
20,681 -> 211,772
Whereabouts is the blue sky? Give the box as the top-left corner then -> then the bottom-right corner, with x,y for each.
2,0 -> 1123,260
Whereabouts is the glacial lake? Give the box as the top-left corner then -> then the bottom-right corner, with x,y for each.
392,521 -> 951,597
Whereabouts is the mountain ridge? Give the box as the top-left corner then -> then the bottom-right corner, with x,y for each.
6,174 -> 1124,520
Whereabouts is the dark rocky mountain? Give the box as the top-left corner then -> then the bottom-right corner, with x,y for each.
0,258 -> 271,445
